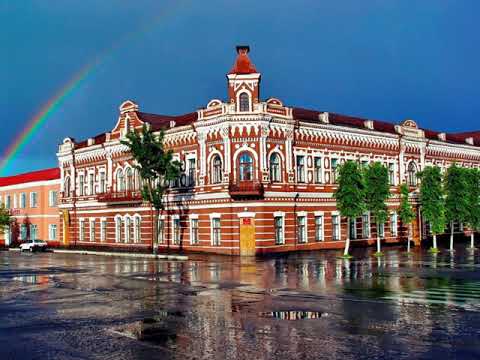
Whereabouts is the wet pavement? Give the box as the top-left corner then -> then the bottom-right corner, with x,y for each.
0,245 -> 479,360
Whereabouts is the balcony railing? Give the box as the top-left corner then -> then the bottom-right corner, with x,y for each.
228,180 -> 264,198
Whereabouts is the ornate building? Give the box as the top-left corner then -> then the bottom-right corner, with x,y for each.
56,46 -> 480,255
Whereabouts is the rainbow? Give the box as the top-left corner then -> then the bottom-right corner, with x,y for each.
0,0 -> 187,176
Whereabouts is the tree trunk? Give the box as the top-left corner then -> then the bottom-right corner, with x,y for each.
343,217 -> 350,256
450,221 -> 454,251
433,234 -> 438,249
376,221 -> 381,253
471,232 -> 475,249
407,223 -> 412,252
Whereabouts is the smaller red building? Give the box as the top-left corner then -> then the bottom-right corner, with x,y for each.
0,168 -> 60,247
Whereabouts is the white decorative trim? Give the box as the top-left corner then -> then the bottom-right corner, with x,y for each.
237,212 -> 255,218
209,213 -> 221,219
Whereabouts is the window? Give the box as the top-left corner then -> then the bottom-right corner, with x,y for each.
13,194 -> 18,209
20,224 -> 27,241
390,212 -> 398,237
212,155 -> 222,184
79,219 -> 85,241
89,173 -> 95,195
99,172 -> 106,193
331,159 -> 339,183
173,218 -> 181,245
49,224 -> 57,241
212,218 -> 221,246
125,217 -> 132,243
378,222 -> 385,239
315,215 -> 324,242
89,219 -> 95,242
49,191 -> 58,207
296,155 -> 305,183
388,163 -> 395,185
30,224 -> 38,241
126,168 -> 133,191
117,169 -> 125,191
64,176 -> 71,197
30,192 -> 38,208
349,218 -> 357,240
5,195 -> 11,209
101,219 -> 107,242
158,219 -> 165,244
361,160 -> 369,169
270,153 -> 281,182
115,217 -> 122,243
332,215 -> 340,241
188,158 -> 196,186
190,218 -> 199,245
79,174 -> 85,196
407,162 -> 417,187
239,92 -> 250,112
362,213 -> 370,238
239,153 -> 253,181
134,216 -> 141,243
314,157 -> 322,183
274,216 -> 284,245
20,193 -> 26,209
297,215 -> 307,243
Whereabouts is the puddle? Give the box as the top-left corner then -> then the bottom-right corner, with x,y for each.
12,275 -> 50,285
259,310 -> 325,320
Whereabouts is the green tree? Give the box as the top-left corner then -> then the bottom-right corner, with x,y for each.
121,125 -> 181,252
444,164 -> 469,252
398,183 -> 416,252
465,168 -> 480,249
419,166 -> 446,251
364,162 -> 391,256
334,160 -> 366,257
0,204 -> 11,227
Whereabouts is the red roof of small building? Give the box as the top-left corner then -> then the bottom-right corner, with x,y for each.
229,46 -> 258,75
0,168 -> 60,187
137,111 -> 198,131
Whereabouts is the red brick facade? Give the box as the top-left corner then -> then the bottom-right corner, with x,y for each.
55,46 -> 480,255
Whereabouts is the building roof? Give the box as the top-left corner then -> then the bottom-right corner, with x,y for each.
137,111 -> 198,131
0,168 -> 60,187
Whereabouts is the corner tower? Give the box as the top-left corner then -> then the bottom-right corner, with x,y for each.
227,46 -> 261,112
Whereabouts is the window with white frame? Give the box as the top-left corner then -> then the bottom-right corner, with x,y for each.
362,212 -> 370,238
349,218 -> 357,240
49,224 -> 57,241
211,155 -> 222,184
297,215 -> 307,243
30,192 -> 38,208
388,163 -> 395,185
126,168 -> 134,191
407,162 -> 417,187
188,158 -> 196,186
20,193 -> 26,209
64,176 -> 71,197
274,215 -> 284,245
239,92 -> 250,112
332,214 -> 340,241
134,216 -> 141,243
5,195 -> 11,209
331,159 -> 339,183
99,171 -> 106,193
173,217 -> 181,245
13,194 -> 17,209
49,191 -> 58,207
79,219 -> 85,241
125,216 -> 132,243
390,212 -> 398,237
190,218 -> 199,245
20,224 -> 27,241
315,214 -> 324,242
116,169 -> 125,191
296,155 -> 305,183
88,173 -> 95,195
115,216 -> 122,243
30,224 -> 38,240
378,222 -> 385,238
211,217 -> 221,246
79,174 -> 85,196
158,219 -> 165,244
89,219 -> 95,242
314,157 -> 322,183
100,219 -> 107,242
270,153 -> 281,182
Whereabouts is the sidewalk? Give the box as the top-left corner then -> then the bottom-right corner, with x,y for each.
8,248 -> 188,261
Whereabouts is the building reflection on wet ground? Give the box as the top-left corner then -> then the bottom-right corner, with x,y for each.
0,245 -> 479,359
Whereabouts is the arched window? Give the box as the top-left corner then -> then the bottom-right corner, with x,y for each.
64,176 -> 71,197
134,169 -> 141,190
125,216 -> 132,243
125,168 -> 133,191
115,216 -> 122,243
408,162 -> 417,186
269,153 -> 281,182
239,93 -> 250,112
239,153 -> 253,181
116,169 -> 125,192
134,216 -> 141,243
212,155 -> 222,184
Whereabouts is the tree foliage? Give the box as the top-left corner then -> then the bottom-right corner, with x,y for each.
465,168 -> 480,232
121,125 -> 181,211
398,183 -> 415,226
0,205 -> 11,227
444,163 -> 469,226
334,160 -> 366,219
419,166 -> 446,236
364,162 -> 390,227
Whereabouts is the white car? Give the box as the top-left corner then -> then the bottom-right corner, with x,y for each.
19,240 -> 48,252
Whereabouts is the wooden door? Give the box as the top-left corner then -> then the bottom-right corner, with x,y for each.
240,218 -> 256,256
62,210 -> 70,245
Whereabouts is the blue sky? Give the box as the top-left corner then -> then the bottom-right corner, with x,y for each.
2,0 -> 480,176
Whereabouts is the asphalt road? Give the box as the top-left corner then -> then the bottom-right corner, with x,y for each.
1,244 -> 479,360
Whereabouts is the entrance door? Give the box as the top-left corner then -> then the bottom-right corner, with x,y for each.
239,217 -> 256,256
62,210 -> 70,245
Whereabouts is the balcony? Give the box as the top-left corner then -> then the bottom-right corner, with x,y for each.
97,190 -> 143,203
228,180 -> 264,199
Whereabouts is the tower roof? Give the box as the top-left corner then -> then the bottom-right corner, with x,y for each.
229,45 -> 258,75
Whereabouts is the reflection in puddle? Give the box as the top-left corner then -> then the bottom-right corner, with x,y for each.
12,275 -> 50,285
259,310 -> 324,320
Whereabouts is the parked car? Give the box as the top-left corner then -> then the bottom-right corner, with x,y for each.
19,240 -> 48,252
